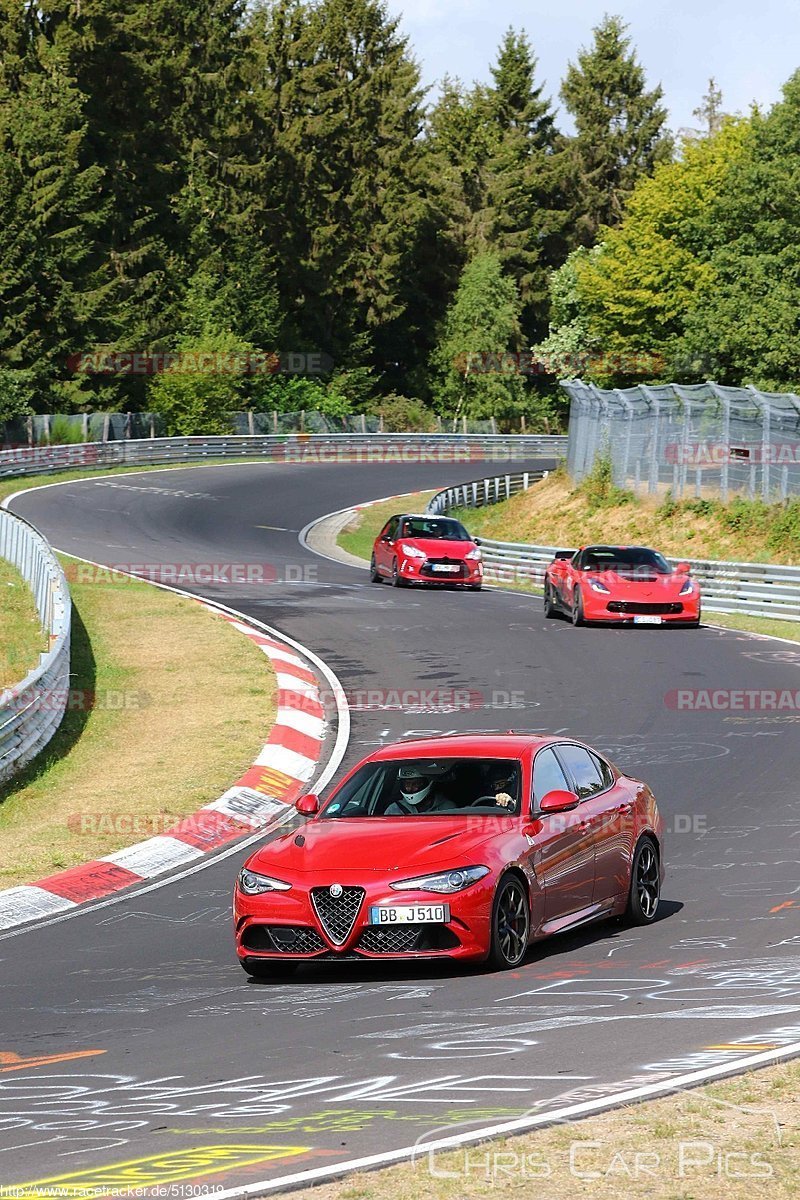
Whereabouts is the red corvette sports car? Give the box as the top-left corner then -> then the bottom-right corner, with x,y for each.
370,513 -> 482,589
234,733 -> 664,977
544,545 -> 701,626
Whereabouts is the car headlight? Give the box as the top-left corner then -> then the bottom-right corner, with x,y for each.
465,548 -> 482,561
238,869 -> 292,895
390,865 -> 490,893
678,579 -> 694,596
398,543 -> 426,560
588,577 -> 611,594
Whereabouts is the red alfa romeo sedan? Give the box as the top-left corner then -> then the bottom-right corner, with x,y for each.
544,545 -> 701,626
370,513 -> 483,589
234,733 -> 664,978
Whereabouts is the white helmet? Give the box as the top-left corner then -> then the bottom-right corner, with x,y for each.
399,767 -> 433,807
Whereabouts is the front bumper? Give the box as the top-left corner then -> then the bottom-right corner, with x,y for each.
234,875 -> 493,962
397,557 -> 483,586
582,594 -> 701,623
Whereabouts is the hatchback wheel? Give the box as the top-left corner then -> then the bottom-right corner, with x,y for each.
626,838 -> 661,925
369,553 -> 382,584
487,875 -> 530,969
391,558 -> 405,587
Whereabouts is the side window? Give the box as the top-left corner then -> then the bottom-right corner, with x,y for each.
381,517 -> 399,541
531,747 -> 571,810
557,744 -> 605,800
591,752 -> 615,789
571,550 -> 583,569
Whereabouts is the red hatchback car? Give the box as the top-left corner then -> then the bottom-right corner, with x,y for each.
234,733 -> 665,978
544,545 -> 701,626
370,513 -> 483,589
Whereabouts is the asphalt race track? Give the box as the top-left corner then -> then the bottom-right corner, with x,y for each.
2,459 -> 800,1195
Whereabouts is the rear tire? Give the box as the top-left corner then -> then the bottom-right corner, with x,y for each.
571,587 -> 584,626
240,959 -> 298,981
625,838 -> 661,925
369,554 -> 382,584
487,875 -> 530,970
543,582 -> 557,618
469,583 -> 482,592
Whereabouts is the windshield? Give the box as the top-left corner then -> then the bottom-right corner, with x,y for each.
583,547 -> 671,574
321,757 -> 521,818
399,517 -> 471,541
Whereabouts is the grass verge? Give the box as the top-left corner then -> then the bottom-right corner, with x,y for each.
292,1058 -> 799,1200
0,558 -> 47,688
0,558 -> 276,887
338,491 -> 437,562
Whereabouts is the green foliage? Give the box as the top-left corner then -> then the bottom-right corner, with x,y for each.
578,451 -> 633,509
561,15 -> 672,246
0,369 -> 35,425
147,332 -> 253,435
659,493 -> 800,560
368,395 -> 437,432
431,253 -> 527,420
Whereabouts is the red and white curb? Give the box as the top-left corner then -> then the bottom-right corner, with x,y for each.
0,603 -> 332,932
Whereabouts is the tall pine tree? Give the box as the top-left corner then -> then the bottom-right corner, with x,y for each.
560,15 -> 671,245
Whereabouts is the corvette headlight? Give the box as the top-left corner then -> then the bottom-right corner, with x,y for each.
398,543 -> 425,559
238,869 -> 292,895
678,579 -> 694,596
390,865 -> 490,893
588,577 -> 611,594
465,548 -> 482,561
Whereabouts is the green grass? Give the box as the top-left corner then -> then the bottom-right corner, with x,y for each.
0,556 -> 276,887
338,491 -> 437,562
0,558 -> 47,688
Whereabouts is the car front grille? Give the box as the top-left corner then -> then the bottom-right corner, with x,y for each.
607,601 -> 683,615
242,924 -> 325,954
356,924 -> 461,954
311,886 -> 365,945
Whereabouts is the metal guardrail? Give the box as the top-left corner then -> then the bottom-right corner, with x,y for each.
0,511 -> 71,783
427,473 -> 800,622
0,433 -> 567,482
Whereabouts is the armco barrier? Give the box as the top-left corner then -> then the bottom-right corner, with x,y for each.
0,433 -> 567,481
0,512 -> 71,782
427,473 -> 800,622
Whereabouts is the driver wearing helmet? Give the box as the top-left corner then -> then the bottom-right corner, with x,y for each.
385,765 -> 451,815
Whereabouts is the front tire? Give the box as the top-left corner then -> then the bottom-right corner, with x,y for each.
487,875 -> 530,969
543,582 -> 557,618
625,838 -> 661,925
571,587 -> 584,626
369,554 -> 382,584
391,558 -> 405,587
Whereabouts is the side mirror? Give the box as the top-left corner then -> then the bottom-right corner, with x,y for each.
296,793 -> 320,816
539,789 -> 580,814
675,562 -> 691,575
474,537 -> 482,546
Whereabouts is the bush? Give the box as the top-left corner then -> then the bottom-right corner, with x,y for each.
147,333 -> 252,435
368,394 -> 437,432
579,452 -> 632,509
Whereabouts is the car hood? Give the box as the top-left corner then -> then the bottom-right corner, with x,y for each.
248,816 -> 508,876
399,538 -> 475,559
588,571 -> 690,595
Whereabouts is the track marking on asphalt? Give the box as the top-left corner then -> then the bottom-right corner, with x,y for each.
2,1144 -> 312,1198
0,1050 -> 106,1073
254,524 -> 298,532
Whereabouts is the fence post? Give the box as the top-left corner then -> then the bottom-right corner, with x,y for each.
640,386 -> 660,496
248,410 -> 255,436
82,413 -> 89,441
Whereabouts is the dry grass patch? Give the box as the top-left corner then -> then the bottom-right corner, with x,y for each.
293,1059 -> 799,1200
0,561 -> 275,886
0,558 -> 47,688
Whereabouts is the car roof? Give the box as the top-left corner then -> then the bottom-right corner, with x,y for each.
368,732 -> 555,762
581,544 -> 659,553
393,513 -> 462,521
